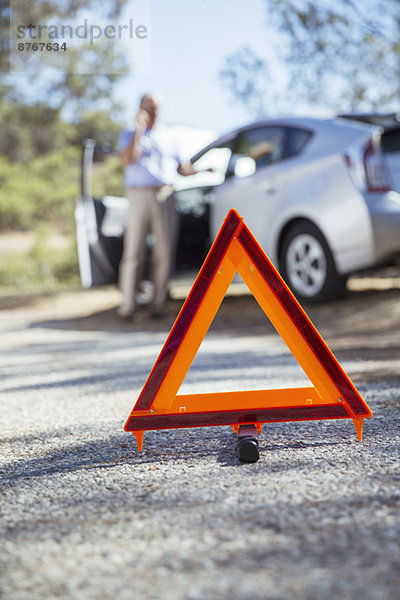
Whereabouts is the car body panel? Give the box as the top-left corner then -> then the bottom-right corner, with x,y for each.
384,152 -> 400,192
364,191 -> 400,261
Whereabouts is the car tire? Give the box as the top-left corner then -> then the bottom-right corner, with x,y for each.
279,221 -> 347,303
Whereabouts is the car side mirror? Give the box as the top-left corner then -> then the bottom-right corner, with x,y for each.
234,156 -> 256,178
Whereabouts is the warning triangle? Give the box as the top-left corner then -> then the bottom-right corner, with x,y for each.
124,209 -> 372,450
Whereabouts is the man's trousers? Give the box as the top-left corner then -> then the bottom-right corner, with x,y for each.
118,186 -> 172,315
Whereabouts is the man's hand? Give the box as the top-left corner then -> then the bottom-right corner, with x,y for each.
119,111 -> 149,166
135,109 -> 150,133
177,162 -> 196,176
177,163 -> 215,176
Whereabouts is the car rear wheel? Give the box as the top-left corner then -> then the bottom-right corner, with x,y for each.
279,222 -> 347,302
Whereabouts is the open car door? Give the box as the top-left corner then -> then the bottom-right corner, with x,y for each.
75,139 -> 127,288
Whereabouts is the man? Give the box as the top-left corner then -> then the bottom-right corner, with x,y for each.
117,93 -> 196,320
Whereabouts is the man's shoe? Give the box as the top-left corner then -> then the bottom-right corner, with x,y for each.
117,308 -> 134,322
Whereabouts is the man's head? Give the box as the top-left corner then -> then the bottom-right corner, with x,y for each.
139,93 -> 160,129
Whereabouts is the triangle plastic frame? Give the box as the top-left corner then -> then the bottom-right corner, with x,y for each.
124,209 -> 372,450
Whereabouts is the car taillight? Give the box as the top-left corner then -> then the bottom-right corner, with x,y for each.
362,138 -> 390,192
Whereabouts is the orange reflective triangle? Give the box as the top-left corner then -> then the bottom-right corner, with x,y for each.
124,209 -> 372,449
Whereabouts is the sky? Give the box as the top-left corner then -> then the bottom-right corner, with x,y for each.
114,0 -> 281,135
10,0 -> 395,139
9,0 -> 333,144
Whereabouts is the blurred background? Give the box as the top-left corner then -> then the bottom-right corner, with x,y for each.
0,0 -> 399,293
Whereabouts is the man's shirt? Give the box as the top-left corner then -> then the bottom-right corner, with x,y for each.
118,126 -> 182,188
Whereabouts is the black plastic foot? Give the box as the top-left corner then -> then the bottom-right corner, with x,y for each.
237,437 -> 260,463
236,425 -> 260,463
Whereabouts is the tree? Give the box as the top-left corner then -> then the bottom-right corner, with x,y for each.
220,0 -> 400,116
0,0 -> 132,158
0,0 -> 132,286
1,0 -> 130,110
220,46 -> 272,118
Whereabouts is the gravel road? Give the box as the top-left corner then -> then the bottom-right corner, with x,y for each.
1,280 -> 399,600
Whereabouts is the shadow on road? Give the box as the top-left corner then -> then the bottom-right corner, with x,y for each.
25,286 -> 400,340
0,423 -> 368,485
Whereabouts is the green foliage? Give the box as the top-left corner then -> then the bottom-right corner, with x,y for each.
0,133 -> 124,228
1,0 -> 130,109
92,154 -> 124,198
0,0 -> 128,288
0,98 -> 123,161
68,109 -> 123,149
0,120 -> 125,286
0,146 -> 80,230
0,225 -> 80,287
0,100 -> 74,162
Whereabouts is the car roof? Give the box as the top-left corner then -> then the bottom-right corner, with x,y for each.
339,112 -> 400,130
191,116 -> 375,162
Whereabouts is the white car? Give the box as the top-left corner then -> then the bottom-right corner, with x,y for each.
174,117 -> 400,301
